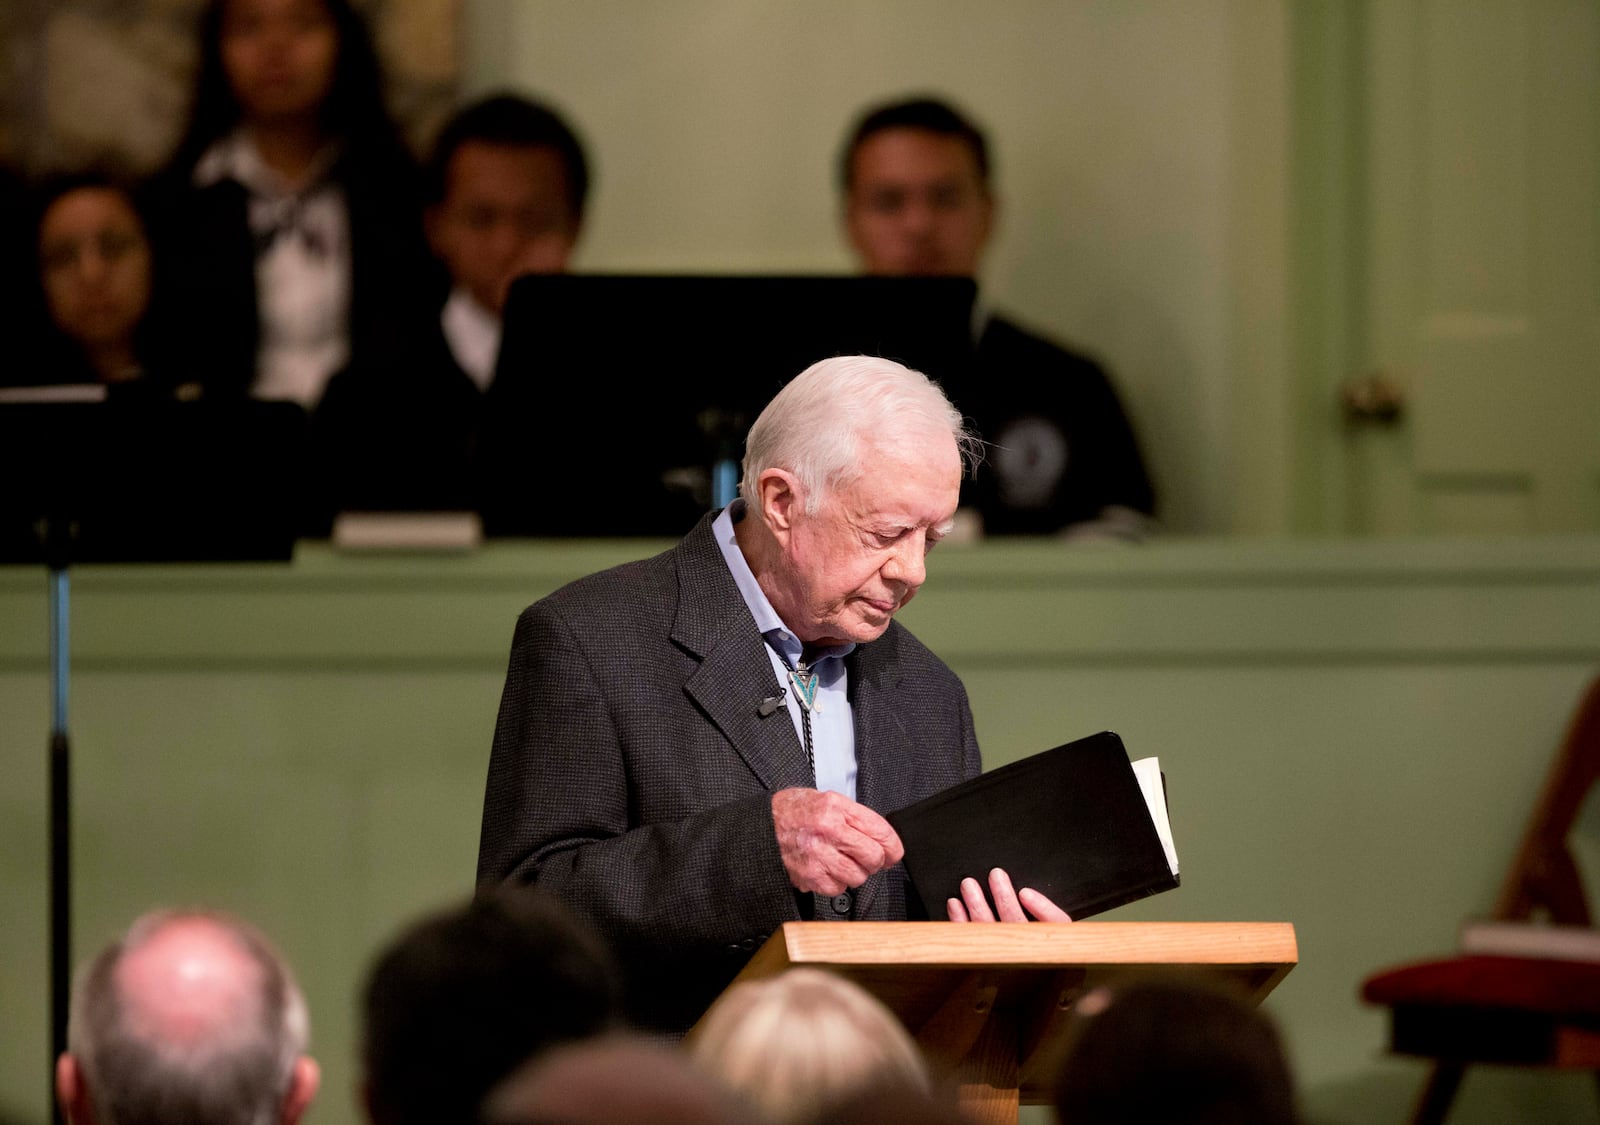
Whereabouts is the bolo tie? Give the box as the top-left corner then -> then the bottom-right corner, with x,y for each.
787,660 -> 820,779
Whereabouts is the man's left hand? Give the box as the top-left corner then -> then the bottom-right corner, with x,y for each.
946,867 -> 1071,922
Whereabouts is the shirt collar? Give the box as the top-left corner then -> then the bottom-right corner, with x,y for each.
711,500 -> 854,666
193,130 -> 340,199
440,287 -> 501,391
971,291 -> 995,343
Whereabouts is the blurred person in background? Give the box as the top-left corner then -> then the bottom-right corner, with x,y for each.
22,173 -> 163,393
422,92 -> 588,393
840,95 -> 1155,540
312,93 -> 589,515
142,0 -> 432,408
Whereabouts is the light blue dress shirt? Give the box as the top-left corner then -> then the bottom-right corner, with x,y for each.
712,502 -> 857,799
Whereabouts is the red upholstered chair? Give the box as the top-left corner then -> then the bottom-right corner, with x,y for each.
1361,673 -> 1600,1124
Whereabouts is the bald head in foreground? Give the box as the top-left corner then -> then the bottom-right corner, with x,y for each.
57,909 -> 318,1125
477,355 -> 1064,1033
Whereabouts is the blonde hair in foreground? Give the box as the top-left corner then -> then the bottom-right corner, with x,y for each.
689,967 -> 931,1122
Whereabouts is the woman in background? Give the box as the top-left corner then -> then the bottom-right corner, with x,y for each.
143,0 -> 433,406
27,173 -> 159,392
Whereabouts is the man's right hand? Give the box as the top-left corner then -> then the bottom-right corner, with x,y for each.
771,788 -> 905,895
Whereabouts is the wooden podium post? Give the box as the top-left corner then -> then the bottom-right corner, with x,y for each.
701,922 -> 1297,1125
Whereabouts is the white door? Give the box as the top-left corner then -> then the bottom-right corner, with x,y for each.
1301,0 -> 1600,535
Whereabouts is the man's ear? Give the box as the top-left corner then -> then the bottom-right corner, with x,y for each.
279,1056 -> 320,1125
57,1053 -> 93,1125
754,468 -> 803,539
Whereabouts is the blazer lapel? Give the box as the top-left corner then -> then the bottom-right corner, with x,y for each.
684,636 -> 813,792
673,515 -> 813,793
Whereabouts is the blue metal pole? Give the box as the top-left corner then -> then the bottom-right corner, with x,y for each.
712,459 -> 738,510
48,566 -> 70,1122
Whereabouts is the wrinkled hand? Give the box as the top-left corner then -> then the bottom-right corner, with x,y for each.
772,788 -> 905,896
947,867 -> 1072,922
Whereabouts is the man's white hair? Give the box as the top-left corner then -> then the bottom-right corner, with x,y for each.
67,909 -> 309,1125
739,355 -> 978,514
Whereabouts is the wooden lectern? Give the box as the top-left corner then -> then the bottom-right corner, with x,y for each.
699,921 -> 1297,1125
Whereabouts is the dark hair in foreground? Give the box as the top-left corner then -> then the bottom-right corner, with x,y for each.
838,95 -> 990,190
424,93 -> 591,219
166,0 -> 407,173
1052,973 -> 1300,1125
360,889 -> 622,1125
483,1035 -> 756,1125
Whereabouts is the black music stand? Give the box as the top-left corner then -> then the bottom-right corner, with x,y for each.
481,275 -> 978,537
0,392 -> 304,1121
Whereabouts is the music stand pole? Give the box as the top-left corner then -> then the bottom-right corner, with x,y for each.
47,526 -> 71,1122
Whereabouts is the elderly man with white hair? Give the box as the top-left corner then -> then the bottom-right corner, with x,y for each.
477,355 -> 1066,1033
56,909 -> 318,1125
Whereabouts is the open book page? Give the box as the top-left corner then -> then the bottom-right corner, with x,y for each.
1133,757 -> 1179,876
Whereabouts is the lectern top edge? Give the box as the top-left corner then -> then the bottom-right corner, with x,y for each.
768,921 -> 1299,969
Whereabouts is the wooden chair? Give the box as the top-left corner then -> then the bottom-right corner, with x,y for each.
1361,674 -> 1600,1124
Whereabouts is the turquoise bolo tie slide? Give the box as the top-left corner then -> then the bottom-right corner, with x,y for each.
787,665 -> 820,713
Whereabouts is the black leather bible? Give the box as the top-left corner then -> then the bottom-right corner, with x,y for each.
887,731 -> 1179,920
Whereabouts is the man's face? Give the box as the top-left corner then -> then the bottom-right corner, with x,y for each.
845,127 -> 994,278
765,432 -> 962,647
426,141 -> 579,315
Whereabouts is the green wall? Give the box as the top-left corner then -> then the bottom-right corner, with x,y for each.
4,536 -> 1599,1123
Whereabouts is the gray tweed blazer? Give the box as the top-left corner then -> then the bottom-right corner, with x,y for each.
476,511 -> 981,1030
